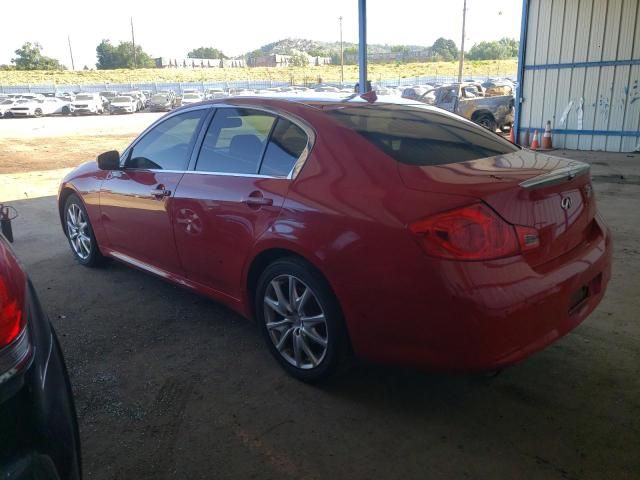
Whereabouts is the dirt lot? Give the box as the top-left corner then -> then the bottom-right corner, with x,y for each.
2,116 -> 639,479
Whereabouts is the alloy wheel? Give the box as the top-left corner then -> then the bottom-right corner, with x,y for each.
66,204 -> 91,260
263,274 -> 329,370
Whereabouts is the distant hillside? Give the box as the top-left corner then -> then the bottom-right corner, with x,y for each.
243,37 -> 430,58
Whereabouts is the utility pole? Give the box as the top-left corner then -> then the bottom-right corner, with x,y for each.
339,16 -> 344,85
131,17 -> 137,68
67,36 -> 75,70
358,0 -> 367,93
458,0 -> 467,82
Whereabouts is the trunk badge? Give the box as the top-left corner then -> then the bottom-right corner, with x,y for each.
561,197 -> 572,210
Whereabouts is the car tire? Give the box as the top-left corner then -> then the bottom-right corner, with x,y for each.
63,194 -> 105,267
34,108 -> 43,117
476,114 -> 497,132
256,257 -> 348,383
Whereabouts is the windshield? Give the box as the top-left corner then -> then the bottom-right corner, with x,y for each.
113,97 -> 133,102
1,100 -> 13,105
75,94 -> 94,100
151,95 -> 169,101
325,104 -> 518,166
183,94 -> 201,99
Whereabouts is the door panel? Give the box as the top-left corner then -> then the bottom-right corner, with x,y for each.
100,170 -> 184,274
172,175 -> 289,298
99,108 -> 209,275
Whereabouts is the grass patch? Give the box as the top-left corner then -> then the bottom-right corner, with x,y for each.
0,59 -> 518,86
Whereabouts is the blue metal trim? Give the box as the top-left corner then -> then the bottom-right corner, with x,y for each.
514,0 -> 530,144
524,59 -> 640,70
521,127 -> 640,137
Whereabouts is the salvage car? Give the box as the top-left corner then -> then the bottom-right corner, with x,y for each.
109,96 -> 137,114
7,98 -> 69,117
0,99 -> 19,118
148,93 -> 175,112
418,82 -> 514,132
58,96 -> 612,382
72,93 -> 104,115
0,217 -> 81,478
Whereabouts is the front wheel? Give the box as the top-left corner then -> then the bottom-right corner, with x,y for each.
64,194 -> 105,267
34,108 -> 43,117
256,258 -> 348,382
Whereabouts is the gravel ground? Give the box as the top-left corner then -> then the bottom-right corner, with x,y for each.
3,118 -> 639,479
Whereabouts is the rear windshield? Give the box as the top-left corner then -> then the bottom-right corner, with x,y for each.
325,104 -> 518,166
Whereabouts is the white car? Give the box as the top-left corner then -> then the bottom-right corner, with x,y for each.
109,96 -> 137,114
204,88 -> 227,100
7,98 -> 70,117
180,93 -> 204,106
72,93 -> 104,115
0,99 -> 20,117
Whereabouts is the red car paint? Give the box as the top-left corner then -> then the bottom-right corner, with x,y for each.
58,97 -> 612,371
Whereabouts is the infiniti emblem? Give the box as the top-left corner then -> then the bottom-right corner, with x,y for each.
561,196 -> 572,210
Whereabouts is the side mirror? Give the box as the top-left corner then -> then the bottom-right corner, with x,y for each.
97,150 -> 121,170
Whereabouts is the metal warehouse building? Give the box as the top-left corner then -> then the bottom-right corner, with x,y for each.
515,0 -> 640,152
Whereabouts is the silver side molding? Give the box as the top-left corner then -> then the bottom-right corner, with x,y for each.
519,161 -> 590,189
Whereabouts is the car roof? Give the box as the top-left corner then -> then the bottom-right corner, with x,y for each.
200,93 -> 425,109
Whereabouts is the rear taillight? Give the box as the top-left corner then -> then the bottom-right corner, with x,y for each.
1,245 -> 26,349
409,203 -> 539,261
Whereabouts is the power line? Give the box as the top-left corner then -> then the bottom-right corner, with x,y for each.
131,17 -> 137,68
67,36 -> 75,70
458,0 -> 467,82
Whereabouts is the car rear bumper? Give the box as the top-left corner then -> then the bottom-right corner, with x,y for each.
345,216 -> 613,372
0,281 -> 81,480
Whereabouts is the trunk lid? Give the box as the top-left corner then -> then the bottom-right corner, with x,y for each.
398,150 -> 597,266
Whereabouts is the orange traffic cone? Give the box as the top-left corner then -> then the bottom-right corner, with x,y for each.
530,130 -> 540,150
508,128 -> 515,144
541,120 -> 553,150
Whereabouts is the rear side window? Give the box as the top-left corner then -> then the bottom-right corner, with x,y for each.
259,119 -> 308,177
325,105 -> 517,166
196,108 -> 276,174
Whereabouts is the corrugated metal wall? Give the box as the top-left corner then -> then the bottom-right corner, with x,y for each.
517,0 -> 640,152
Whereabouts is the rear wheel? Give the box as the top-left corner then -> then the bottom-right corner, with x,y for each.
256,258 -> 348,382
64,194 -> 105,267
34,108 -> 43,117
475,114 -> 497,132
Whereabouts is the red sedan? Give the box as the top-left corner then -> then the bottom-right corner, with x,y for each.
58,96 -> 612,382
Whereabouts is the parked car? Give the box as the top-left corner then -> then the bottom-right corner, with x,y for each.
6,98 -> 69,117
122,91 -> 146,111
58,97 -> 612,382
0,99 -> 19,118
204,88 -> 227,100
401,86 -> 431,100
109,96 -> 137,114
418,82 -> 515,132
72,93 -> 104,115
180,93 -> 203,106
148,93 -> 175,112
0,219 -> 81,478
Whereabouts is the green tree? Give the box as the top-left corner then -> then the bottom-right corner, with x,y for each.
11,42 -> 65,70
431,37 -> 459,61
498,38 -> 519,57
187,47 -> 228,59
289,53 -> 309,67
96,39 -> 155,69
467,39 -> 517,60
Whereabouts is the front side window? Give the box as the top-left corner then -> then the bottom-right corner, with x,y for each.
196,108 -> 276,174
127,109 -> 206,170
259,119 -> 308,177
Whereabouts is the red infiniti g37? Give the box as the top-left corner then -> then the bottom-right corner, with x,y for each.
58,96 -> 612,381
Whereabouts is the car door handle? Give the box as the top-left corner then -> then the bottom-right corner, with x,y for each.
243,192 -> 273,207
150,186 -> 171,199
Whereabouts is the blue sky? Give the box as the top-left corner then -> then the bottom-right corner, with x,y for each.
0,0 -> 521,68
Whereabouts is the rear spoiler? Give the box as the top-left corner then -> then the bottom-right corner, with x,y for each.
519,161 -> 590,189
